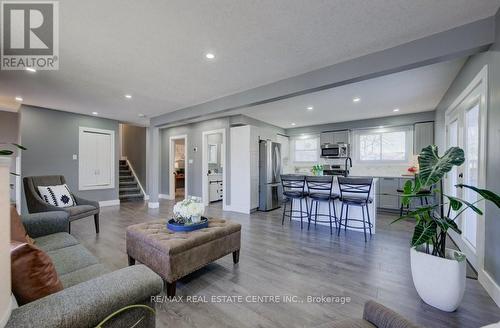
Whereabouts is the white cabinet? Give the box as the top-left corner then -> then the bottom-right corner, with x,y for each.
320,130 -> 350,145
229,125 -> 259,213
208,174 -> 223,202
414,122 -> 434,154
79,127 -> 115,190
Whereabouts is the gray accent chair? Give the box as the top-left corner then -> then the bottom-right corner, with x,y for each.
331,300 -> 419,327
23,175 -> 100,233
6,211 -> 163,328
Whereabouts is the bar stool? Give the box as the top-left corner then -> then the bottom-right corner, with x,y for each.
280,175 -> 309,229
337,177 -> 373,242
306,176 -> 339,234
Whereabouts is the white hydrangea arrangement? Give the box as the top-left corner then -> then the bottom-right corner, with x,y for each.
172,196 -> 205,225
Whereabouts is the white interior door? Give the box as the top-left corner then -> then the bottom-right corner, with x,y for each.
79,127 -> 115,190
445,82 -> 485,269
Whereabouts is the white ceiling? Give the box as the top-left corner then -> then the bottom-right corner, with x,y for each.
243,59 -> 466,128
0,0 -> 497,124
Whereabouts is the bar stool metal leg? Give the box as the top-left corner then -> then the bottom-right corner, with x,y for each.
366,205 -> 372,235
299,198 -> 304,229
328,199 -> 333,235
289,198 -> 293,222
338,203 -> 344,236
282,199 -> 287,225
362,205 -> 367,242
344,205 -> 349,232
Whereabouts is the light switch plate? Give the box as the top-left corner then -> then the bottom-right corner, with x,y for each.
188,159 -> 193,164
72,154 -> 78,160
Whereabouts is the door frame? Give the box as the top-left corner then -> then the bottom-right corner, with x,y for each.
444,65 -> 488,272
168,134 -> 188,200
202,128 -> 227,209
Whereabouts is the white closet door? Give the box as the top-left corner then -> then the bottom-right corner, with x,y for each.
95,133 -> 112,186
79,127 -> 115,190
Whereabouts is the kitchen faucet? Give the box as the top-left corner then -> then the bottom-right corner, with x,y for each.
344,157 -> 352,176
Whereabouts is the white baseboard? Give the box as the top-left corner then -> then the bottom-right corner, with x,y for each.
148,201 -> 159,208
144,194 -> 150,200
99,199 -> 120,207
479,269 -> 500,308
158,194 -> 170,200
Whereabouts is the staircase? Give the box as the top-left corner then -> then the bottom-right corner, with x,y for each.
119,160 -> 144,202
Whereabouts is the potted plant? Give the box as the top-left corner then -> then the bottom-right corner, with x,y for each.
393,145 -> 500,312
311,164 -> 323,176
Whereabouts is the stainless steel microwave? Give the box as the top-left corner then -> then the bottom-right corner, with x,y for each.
321,143 -> 350,158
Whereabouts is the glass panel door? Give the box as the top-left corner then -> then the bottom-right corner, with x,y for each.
462,104 -> 480,250
446,119 -> 459,216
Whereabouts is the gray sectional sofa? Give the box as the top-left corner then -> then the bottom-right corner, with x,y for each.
7,211 -> 163,328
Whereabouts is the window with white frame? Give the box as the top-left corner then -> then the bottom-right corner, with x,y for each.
292,136 -> 319,162
353,126 -> 412,163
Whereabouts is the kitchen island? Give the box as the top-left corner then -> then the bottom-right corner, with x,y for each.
289,176 -> 378,234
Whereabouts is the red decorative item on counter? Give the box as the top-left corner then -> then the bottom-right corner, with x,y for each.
407,166 -> 418,173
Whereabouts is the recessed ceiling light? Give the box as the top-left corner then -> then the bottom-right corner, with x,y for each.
307,106 -> 314,111
25,67 -> 36,73
393,108 -> 400,112
15,96 -> 23,102
291,123 -> 296,126
205,53 -> 215,60
92,112 -> 98,116
353,97 -> 361,103
125,94 -> 132,99
138,113 -> 146,118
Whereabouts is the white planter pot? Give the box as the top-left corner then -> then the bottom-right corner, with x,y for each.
410,247 -> 466,312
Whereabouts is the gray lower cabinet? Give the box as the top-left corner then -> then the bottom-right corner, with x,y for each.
378,178 -> 400,210
377,176 -> 435,211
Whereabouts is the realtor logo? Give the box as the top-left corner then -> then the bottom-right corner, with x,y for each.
1,1 -> 59,70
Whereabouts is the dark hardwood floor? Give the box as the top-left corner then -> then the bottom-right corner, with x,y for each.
70,200 -> 500,328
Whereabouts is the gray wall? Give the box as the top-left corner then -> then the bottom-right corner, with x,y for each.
19,105 -> 120,214
286,111 -> 435,136
159,115 -> 284,204
0,111 -> 20,201
121,124 -> 147,190
160,117 -> 230,197
434,10 -> 500,285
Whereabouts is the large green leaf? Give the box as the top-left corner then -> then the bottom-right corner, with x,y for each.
411,220 -> 437,246
457,184 -> 500,209
0,150 -> 13,155
444,194 -> 483,215
446,218 -> 462,234
444,194 -> 463,211
391,205 -> 439,224
11,143 -> 27,150
418,145 -> 464,188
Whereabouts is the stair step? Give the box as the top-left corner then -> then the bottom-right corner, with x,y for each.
120,187 -> 140,192
119,193 -> 143,199
119,165 -> 129,169
119,160 -> 127,165
120,177 -> 134,182
119,181 -> 137,186
119,188 -> 141,195
120,170 -> 131,175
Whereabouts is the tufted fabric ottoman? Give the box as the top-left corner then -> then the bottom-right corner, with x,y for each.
126,218 -> 241,297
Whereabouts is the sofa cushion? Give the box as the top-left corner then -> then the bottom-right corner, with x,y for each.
59,263 -> 110,288
11,241 -> 63,305
35,233 -> 79,252
47,244 -> 99,276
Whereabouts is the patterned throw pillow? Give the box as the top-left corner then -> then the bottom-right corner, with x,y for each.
37,184 -> 75,208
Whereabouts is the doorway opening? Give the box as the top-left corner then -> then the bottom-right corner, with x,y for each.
202,129 -> 226,208
169,135 -> 187,201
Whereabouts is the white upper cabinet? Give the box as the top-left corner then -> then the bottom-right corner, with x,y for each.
79,127 -> 115,190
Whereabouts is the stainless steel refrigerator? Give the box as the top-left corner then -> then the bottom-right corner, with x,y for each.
259,140 -> 282,211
